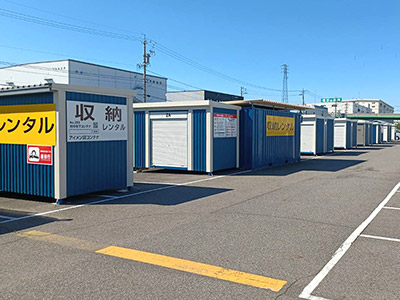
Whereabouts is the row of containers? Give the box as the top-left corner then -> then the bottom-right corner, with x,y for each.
300,116 -> 395,155
0,85 -> 303,201
0,84 -> 396,201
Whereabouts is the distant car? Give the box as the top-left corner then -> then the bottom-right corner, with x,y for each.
396,130 -> 400,140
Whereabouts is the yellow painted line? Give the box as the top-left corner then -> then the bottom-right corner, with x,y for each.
18,230 -> 101,251
96,246 -> 287,291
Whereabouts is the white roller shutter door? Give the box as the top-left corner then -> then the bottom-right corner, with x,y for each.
301,123 -> 315,153
151,114 -> 188,168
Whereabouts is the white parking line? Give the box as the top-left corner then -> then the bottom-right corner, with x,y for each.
299,180 -> 400,300
0,169 -> 252,225
360,234 -> 400,243
134,181 -> 181,186
0,214 -> 16,220
87,194 -> 116,198
384,206 -> 400,211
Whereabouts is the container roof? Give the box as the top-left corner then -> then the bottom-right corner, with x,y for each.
225,99 -> 308,111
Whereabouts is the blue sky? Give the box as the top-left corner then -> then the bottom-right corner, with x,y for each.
0,0 -> 399,110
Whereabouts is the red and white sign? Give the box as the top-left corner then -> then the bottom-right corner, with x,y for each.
213,113 -> 237,138
213,113 -> 237,119
27,145 -> 53,165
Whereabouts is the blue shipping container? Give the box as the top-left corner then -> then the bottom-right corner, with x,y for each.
0,91 -> 55,198
240,107 -> 300,170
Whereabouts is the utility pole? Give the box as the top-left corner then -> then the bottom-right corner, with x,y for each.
333,98 -> 339,118
281,64 -> 288,103
299,89 -> 307,106
137,35 -> 155,103
240,86 -> 247,98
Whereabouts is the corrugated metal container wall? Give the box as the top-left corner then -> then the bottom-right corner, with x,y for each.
192,110 -> 207,172
326,119 -> 334,152
240,107 -> 300,170
134,111 -> 146,168
369,124 -> 374,144
316,118 -> 325,154
0,92 -> 54,198
366,124 -> 371,145
213,107 -> 237,171
352,122 -> 358,148
346,121 -> 352,149
66,92 -> 127,197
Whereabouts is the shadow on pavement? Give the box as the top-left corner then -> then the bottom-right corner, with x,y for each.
72,183 -> 232,206
241,158 -> 365,177
331,151 -> 367,156
0,208 -> 71,236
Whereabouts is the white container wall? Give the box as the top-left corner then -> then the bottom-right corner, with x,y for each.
382,123 -> 391,142
334,118 -> 352,149
301,115 -> 325,155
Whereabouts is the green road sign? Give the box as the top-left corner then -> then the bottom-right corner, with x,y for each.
321,98 -> 342,103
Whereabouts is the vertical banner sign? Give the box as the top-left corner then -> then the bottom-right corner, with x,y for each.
27,145 -> 53,165
67,101 -> 128,142
266,115 -> 295,136
0,104 -> 56,146
213,113 -> 237,138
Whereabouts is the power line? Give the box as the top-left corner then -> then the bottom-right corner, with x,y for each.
1,0 -> 142,35
0,8 -> 142,42
0,7 -> 292,94
0,44 -> 205,92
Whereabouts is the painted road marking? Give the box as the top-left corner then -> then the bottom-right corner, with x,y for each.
299,181 -> 400,300
134,181 -> 182,186
0,169 -> 253,225
360,234 -> 400,244
87,194 -> 116,198
18,230 -> 286,291
383,206 -> 400,211
0,214 -> 16,220
96,246 -> 286,291
18,230 -> 102,251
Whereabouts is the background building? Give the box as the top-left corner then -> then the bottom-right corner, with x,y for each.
0,59 -> 167,102
318,101 -> 372,116
304,104 -> 332,117
344,99 -> 394,114
166,90 -> 243,102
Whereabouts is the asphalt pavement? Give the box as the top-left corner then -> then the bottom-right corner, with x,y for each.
1,143 -> 399,300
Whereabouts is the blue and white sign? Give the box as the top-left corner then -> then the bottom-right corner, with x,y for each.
67,101 -> 127,142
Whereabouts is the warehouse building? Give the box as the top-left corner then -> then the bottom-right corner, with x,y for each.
166,90 -> 243,102
0,59 -> 167,103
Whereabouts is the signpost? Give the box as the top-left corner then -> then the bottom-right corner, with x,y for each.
321,98 -> 342,117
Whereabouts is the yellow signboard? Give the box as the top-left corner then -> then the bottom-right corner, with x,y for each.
0,104 -> 56,146
266,115 -> 295,136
